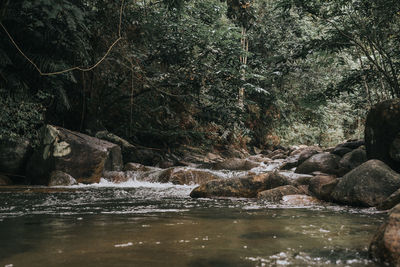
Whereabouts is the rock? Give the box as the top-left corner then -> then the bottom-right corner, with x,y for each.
308,175 -> 338,201
390,133 -> 400,162
48,171 -> 77,186
103,171 -> 129,183
26,125 -> 123,185
332,160 -> 400,207
281,195 -> 321,205
331,146 -> 352,157
341,139 -> 365,149
292,175 -> 313,186
257,185 -> 300,202
295,153 -> 341,175
0,139 -> 31,181
127,148 -> 163,166
365,99 -> 400,172
271,153 -> 287,160
157,168 -> 220,185
369,204 -> 400,266
378,188 -> 400,210
212,158 -> 259,171
0,174 -> 12,186
297,147 -> 323,165
279,155 -> 299,170
337,148 -> 367,176
124,162 -> 150,172
267,149 -> 287,159
190,172 -> 290,198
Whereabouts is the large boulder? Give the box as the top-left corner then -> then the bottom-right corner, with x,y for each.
365,99 -> 400,172
369,204 -> 400,266
26,125 -> 123,185
212,158 -> 259,171
308,175 -> 338,201
337,148 -> 367,176
297,147 -> 323,165
332,160 -> 400,207
190,172 -> 290,198
257,185 -> 300,202
95,130 -> 163,166
0,139 -> 31,182
157,168 -> 221,185
295,153 -> 341,175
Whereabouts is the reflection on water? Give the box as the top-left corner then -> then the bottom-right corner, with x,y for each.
0,182 -> 386,266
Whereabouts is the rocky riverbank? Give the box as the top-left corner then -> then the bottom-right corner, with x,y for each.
0,99 -> 400,265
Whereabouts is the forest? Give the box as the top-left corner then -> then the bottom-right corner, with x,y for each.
2,1 -> 400,266
1,0 -> 399,151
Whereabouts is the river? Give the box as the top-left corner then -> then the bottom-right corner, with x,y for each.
0,177 -> 385,267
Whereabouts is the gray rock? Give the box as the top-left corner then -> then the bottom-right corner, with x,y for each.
190,172 -> 290,198
157,168 -> 221,185
332,160 -> 400,207
212,158 -> 259,171
103,171 -> 129,183
297,147 -> 322,165
338,148 -> 367,176
26,125 -> 123,185
308,175 -> 338,201
295,153 -> 341,175
48,171 -> 77,186
331,146 -> 352,157
257,185 -> 300,202
124,162 -> 150,172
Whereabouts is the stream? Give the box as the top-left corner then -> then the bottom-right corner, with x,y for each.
0,162 -> 386,267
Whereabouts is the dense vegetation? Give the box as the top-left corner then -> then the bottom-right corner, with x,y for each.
1,0 -> 399,150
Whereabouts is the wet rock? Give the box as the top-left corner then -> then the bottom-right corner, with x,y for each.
365,99 -> 400,172
158,168 -> 220,185
281,195 -> 321,205
212,158 -> 259,171
0,174 -> 12,186
190,172 -> 290,198
308,175 -> 338,201
48,171 -> 77,186
295,153 -> 341,175
124,162 -> 150,172
0,139 -> 31,182
369,203 -> 400,266
103,171 -> 129,183
338,148 -> 367,176
257,185 -> 300,202
26,125 -> 123,185
332,160 -> 400,207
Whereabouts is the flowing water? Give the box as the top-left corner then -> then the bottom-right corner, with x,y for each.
0,163 -> 387,267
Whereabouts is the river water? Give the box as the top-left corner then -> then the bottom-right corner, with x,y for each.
0,178 -> 385,267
